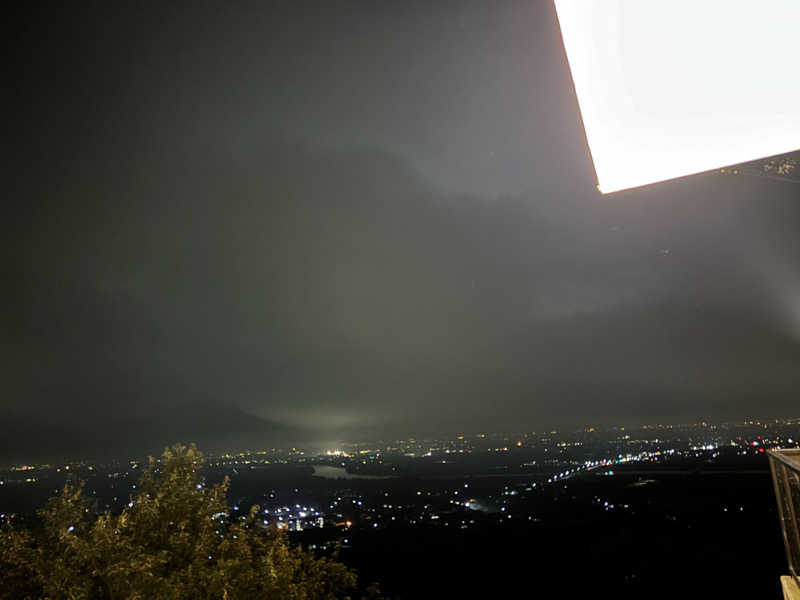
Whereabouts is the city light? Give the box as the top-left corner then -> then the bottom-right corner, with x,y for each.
554,0 -> 800,193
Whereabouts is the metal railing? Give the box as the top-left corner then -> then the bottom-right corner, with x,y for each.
768,449 -> 800,588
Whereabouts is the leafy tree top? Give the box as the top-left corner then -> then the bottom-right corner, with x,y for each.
1,444 -> 381,600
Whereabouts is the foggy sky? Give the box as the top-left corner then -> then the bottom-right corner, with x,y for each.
5,1 -> 800,461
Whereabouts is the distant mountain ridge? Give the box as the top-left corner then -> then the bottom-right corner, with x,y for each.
0,401 -> 303,465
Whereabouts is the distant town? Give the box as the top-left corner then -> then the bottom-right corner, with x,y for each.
3,417 -> 798,536
3,417 -> 798,596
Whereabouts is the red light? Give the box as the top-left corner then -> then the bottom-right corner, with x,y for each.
757,436 -> 761,440
759,448 -> 765,454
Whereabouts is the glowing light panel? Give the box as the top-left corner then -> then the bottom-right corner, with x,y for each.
554,0 -> 800,193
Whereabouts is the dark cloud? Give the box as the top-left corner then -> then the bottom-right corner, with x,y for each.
4,1 -> 800,461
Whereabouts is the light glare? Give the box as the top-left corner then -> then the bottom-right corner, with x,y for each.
554,0 -> 800,193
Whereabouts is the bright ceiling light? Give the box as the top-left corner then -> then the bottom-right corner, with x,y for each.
553,0 -> 800,194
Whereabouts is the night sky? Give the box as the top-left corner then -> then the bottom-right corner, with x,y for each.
5,1 -> 800,461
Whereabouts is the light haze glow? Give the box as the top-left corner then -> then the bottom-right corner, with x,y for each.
554,0 -> 800,193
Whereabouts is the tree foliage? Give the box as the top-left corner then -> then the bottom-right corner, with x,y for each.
0,444 -> 379,600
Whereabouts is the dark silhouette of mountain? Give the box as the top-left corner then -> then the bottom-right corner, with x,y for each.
0,402 -> 302,465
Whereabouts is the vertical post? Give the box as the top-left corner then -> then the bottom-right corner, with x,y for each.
768,449 -> 800,590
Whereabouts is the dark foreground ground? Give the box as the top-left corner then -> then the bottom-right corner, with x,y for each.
333,469 -> 784,599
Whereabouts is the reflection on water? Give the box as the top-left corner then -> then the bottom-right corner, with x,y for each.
312,466 -> 394,480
